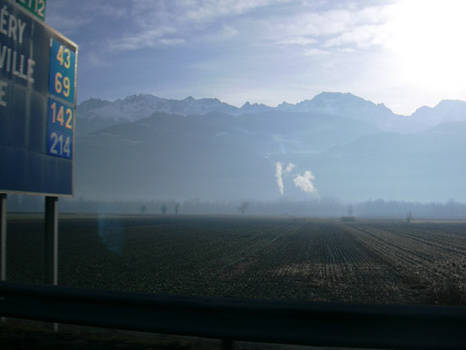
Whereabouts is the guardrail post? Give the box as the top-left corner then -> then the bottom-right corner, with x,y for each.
222,338 -> 234,350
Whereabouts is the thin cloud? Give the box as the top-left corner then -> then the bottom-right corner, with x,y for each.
87,52 -> 111,68
181,0 -> 289,22
47,1 -> 128,35
109,27 -> 178,51
159,38 -> 186,46
265,3 -> 392,54
52,0 -> 392,55
323,24 -> 387,49
277,37 -> 318,46
110,0 -> 292,51
304,48 -> 330,57
46,13 -> 92,36
200,25 -> 239,43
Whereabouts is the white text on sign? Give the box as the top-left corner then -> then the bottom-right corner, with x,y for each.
0,3 -> 37,110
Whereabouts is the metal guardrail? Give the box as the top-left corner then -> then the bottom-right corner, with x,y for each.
1,282 -> 466,349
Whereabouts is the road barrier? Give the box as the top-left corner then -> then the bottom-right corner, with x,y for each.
1,281 -> 466,349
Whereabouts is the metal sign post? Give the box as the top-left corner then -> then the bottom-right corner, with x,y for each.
45,195 -> 58,331
0,193 -> 6,323
44,197 -> 58,286
0,193 -> 6,282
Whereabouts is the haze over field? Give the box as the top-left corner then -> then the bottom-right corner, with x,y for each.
75,92 -> 466,203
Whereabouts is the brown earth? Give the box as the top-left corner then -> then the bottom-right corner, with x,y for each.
5,216 -> 466,305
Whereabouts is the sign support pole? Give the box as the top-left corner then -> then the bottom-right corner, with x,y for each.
0,193 -> 6,282
0,193 -> 6,323
45,196 -> 58,331
44,196 -> 58,286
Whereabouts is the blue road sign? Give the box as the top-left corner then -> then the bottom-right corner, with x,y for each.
0,0 -> 78,196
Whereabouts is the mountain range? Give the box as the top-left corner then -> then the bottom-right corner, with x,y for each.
75,92 -> 466,203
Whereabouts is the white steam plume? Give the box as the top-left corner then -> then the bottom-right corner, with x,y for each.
285,163 -> 295,173
294,171 -> 317,194
275,162 -> 284,195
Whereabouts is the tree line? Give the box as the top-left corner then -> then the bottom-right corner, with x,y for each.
7,195 -> 466,219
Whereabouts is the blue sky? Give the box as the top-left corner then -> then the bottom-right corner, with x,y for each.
46,0 -> 466,115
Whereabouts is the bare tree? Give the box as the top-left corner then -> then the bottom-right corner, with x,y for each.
407,210 -> 412,223
140,204 -> 147,214
238,201 -> 249,215
174,202 -> 180,215
160,204 -> 167,215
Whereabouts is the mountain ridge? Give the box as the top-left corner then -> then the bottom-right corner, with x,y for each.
79,91 -> 401,120
78,92 -> 466,132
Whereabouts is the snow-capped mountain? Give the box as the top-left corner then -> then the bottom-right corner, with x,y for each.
78,92 -> 406,131
78,92 -> 466,126
240,101 -> 273,114
80,92 -> 399,121
297,92 -> 392,119
77,92 -> 466,136
78,94 -> 239,122
410,100 -> 466,127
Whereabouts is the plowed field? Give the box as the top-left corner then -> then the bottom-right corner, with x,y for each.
6,216 -> 466,305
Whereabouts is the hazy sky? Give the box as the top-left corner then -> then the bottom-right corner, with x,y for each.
46,0 -> 466,115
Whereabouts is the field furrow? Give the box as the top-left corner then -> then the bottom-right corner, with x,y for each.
6,216 -> 466,305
